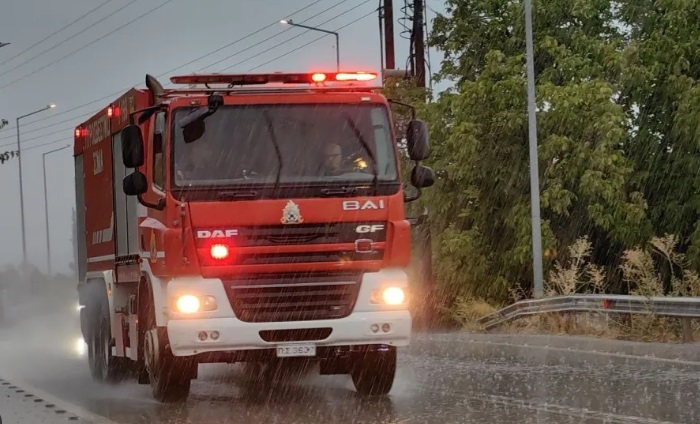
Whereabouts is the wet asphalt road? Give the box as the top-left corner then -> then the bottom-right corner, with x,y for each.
1,298 -> 699,423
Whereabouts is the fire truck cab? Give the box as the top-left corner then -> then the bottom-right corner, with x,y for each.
74,70 -> 433,402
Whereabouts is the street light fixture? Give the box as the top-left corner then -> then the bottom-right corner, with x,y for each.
42,144 -> 71,276
0,42 -> 10,49
16,103 -> 57,268
280,19 -> 340,72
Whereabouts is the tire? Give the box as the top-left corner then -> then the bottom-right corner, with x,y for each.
142,296 -> 193,403
88,295 -> 131,383
350,347 -> 397,396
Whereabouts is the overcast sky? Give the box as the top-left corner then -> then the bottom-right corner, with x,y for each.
0,0 -> 448,275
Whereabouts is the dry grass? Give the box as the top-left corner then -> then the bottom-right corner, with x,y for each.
454,234 -> 700,343
450,296 -> 497,331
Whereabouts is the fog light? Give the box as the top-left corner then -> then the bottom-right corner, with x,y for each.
382,323 -> 391,333
210,331 -> 220,341
371,324 -> 379,333
198,331 -> 208,341
176,295 -> 200,314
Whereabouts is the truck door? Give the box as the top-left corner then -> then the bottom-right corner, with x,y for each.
112,131 -> 140,257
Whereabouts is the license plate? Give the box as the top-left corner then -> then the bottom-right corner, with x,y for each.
276,344 -> 316,358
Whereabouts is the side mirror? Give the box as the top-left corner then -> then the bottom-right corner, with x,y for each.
122,125 -> 144,168
123,171 -> 147,196
406,119 -> 430,161
411,164 -> 435,189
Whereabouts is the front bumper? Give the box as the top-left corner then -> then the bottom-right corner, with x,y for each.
164,268 -> 413,357
167,310 -> 411,356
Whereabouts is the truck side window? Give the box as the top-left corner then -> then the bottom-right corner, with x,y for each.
153,112 -> 166,189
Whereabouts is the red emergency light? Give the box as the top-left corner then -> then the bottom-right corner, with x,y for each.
75,126 -> 88,138
210,244 -> 230,260
169,71 -> 378,86
107,104 -> 121,118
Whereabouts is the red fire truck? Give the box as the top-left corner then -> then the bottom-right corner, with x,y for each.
73,70 -> 433,402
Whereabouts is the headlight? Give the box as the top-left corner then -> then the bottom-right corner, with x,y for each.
371,287 -> 407,306
176,295 -> 200,314
174,295 -> 218,314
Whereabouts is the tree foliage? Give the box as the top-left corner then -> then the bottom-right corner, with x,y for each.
0,119 -> 18,166
0,150 -> 19,165
398,0 -> 700,305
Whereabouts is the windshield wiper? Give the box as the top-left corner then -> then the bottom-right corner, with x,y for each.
262,109 -> 283,196
344,114 -> 378,194
217,190 -> 259,200
321,187 -> 358,197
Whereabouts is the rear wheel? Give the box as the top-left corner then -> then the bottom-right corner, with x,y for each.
87,287 -> 130,382
350,347 -> 396,396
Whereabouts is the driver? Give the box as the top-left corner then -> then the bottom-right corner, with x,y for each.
321,143 -> 344,176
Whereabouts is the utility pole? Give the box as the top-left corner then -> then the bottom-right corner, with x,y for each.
412,0 -> 426,87
383,0 -> 395,69
524,0 -> 544,298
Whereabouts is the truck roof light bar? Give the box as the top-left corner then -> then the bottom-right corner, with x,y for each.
169,71 -> 378,86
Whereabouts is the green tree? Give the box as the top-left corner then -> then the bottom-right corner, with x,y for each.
0,119 -> 19,166
425,0 -> 647,302
617,0 -> 700,268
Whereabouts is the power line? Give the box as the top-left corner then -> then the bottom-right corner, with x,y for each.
1,2 -> 375,151
0,0 -> 329,143
199,0 -> 355,73
0,4 -> 370,150
0,0 -> 174,91
0,0 -> 333,134
0,0 -> 114,67
0,109 -> 99,142
157,0 -> 326,79
249,7 -> 378,71
0,0 -> 141,78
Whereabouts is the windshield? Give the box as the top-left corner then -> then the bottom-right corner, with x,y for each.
171,103 -> 398,188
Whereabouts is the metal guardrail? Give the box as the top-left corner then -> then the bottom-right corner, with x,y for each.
478,294 -> 700,331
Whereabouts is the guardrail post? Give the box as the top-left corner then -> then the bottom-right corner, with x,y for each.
681,318 -> 693,343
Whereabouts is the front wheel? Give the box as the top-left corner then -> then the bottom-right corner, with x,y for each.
350,347 -> 397,396
144,326 -> 194,403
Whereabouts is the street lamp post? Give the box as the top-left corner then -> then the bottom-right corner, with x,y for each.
42,144 -> 71,276
524,0 -> 544,298
0,42 -> 10,49
16,104 -> 56,267
280,19 -> 340,71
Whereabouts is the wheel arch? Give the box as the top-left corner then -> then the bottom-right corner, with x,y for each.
137,265 -> 168,328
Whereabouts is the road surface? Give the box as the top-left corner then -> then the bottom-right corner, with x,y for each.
0,292 -> 698,423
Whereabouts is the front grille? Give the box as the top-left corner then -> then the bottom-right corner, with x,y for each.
195,222 -> 387,248
259,328 -> 333,342
237,250 -> 383,265
225,272 -> 362,322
